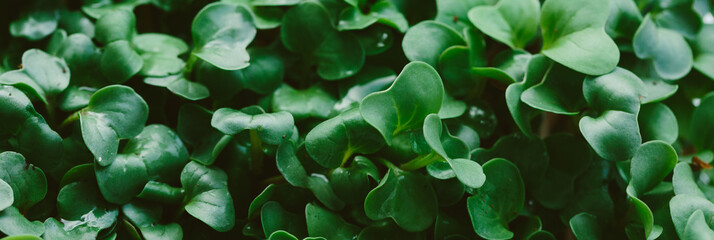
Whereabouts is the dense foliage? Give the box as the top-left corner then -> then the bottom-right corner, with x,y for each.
0,0 -> 713,239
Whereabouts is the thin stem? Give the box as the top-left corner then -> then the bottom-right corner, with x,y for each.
399,152 -> 442,171
59,111 -> 80,129
183,54 -> 198,78
376,158 -> 401,171
249,129 -> 264,175
259,175 -> 286,187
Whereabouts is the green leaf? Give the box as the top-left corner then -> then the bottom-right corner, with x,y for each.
132,33 -> 189,56
540,0 -> 619,75
59,86 -> 94,112
673,162 -> 706,198
0,86 -> 62,173
139,53 -> 184,77
435,0 -> 496,33
582,67 -> 645,114
467,158 -> 524,239
630,141 -> 677,195
579,110 -> 641,161
364,168 -> 438,232
360,62 -> 444,145
330,156 -> 379,205
468,0 -> 540,49
79,85 -> 149,166
472,49 -> 531,84
337,1 -> 409,32
94,10 -> 135,45
605,0 -> 643,39
212,107 -> 294,145
56,181 -> 118,230
191,2 -> 256,70
305,203 -> 360,239
314,31 -> 366,80
275,142 -> 345,210
471,133 -> 548,190
693,24 -> 714,80
82,0 -> 150,19
280,2 -> 333,54
305,109 -> 384,168
638,103 -> 678,144
177,104 -> 230,165
100,40 -> 144,83
144,75 -> 210,101
505,54 -> 548,137
95,125 -> 189,204
122,202 -> 183,240
9,10 -> 58,41
402,21 -> 465,67
633,14 -> 693,80
422,114 -> 485,188
0,207 -> 44,237
43,218 -> 100,240
521,60 -> 586,115
690,93 -> 714,151
569,213 -> 603,240
0,49 -> 70,103
272,84 -> 337,120
0,179 -> 12,211
670,194 -> 714,237
682,210 -> 714,239
0,152 -> 47,211
180,161 -> 235,232
261,201 -> 307,238
334,66 -> 396,113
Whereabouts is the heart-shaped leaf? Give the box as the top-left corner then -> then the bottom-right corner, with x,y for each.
633,14 -> 693,80
191,2 -> 256,70
540,0 -> 619,75
305,109 -> 384,168
0,86 -> 62,175
467,158 -> 524,239
670,194 -> 714,237
94,10 -> 135,45
337,0 -> 408,32
364,168 -> 438,232
330,156 -> 379,205
95,125 -> 189,204
100,40 -> 144,83
582,67 -> 645,114
0,152 -> 47,211
638,103 -> 678,144
690,92 -> 714,151
211,107 -> 294,145
468,0 -> 540,49
0,207 -> 44,237
422,114 -> 485,188
272,84 -> 337,120
629,141 -> 677,195
79,85 -> 149,166
360,61 -> 444,145
305,203 -> 360,239
276,142 -> 345,210
693,24 -> 714,80
9,10 -> 58,41
0,49 -> 70,103
0,179 -> 12,211
521,59 -> 586,115
682,209 -> 714,239
505,54 -> 548,137
180,161 -> 235,232
579,110 -> 641,161
402,21 -> 465,67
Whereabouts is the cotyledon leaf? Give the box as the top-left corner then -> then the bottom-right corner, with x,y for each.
211,107 -> 294,145
79,85 -> 149,166
360,61 -> 444,145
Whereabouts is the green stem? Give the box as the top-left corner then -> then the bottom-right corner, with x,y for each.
59,111 -> 80,129
184,54 -> 199,78
45,100 -> 57,128
399,152 -> 442,171
259,175 -> 286,187
249,129 -> 264,175
339,148 -> 354,168
376,158 -> 401,172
